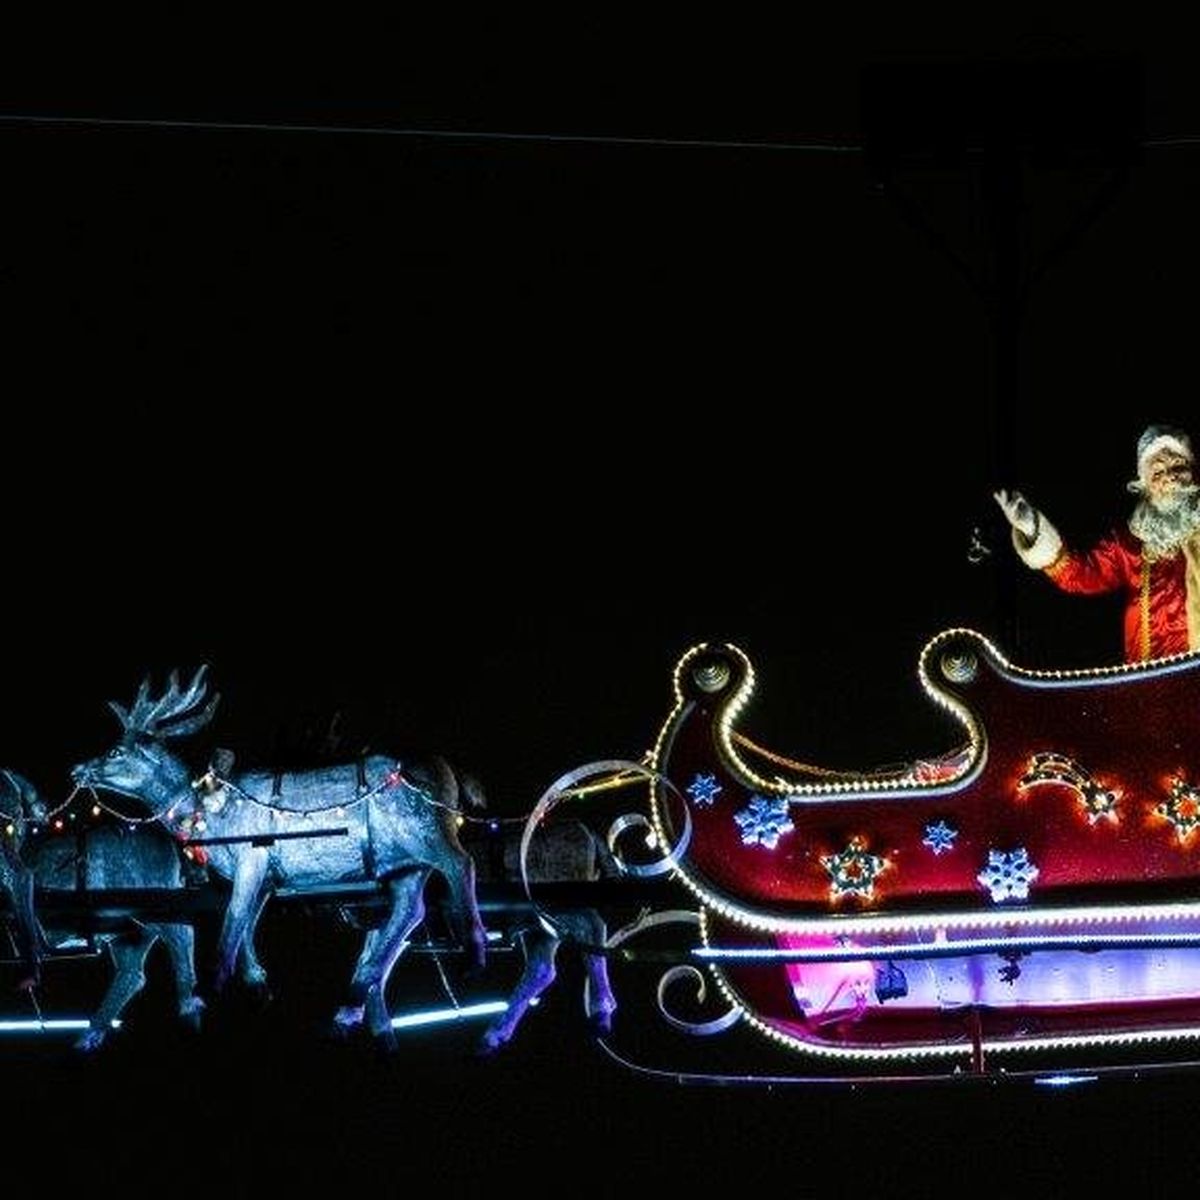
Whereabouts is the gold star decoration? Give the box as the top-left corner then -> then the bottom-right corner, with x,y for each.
820,838 -> 889,901
1155,776 -> 1200,844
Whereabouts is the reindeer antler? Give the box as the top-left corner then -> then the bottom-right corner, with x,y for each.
108,665 -> 220,741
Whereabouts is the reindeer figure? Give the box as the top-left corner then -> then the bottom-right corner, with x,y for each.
2,768 -> 205,1051
71,667 -> 489,1048
468,816 -> 618,1054
0,769 -> 51,990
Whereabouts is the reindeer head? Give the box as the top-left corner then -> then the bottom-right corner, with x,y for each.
71,666 -> 220,804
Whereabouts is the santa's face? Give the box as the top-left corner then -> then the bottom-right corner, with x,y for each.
1146,449 -> 1195,509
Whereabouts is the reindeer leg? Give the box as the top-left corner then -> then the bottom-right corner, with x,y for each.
575,909 -> 617,1034
335,870 -> 428,1050
332,924 -> 377,1035
10,866 -> 49,991
481,927 -> 559,1054
75,932 -> 154,1053
438,845 -> 487,974
234,886 -> 273,1003
147,921 -> 205,1034
212,852 -> 269,995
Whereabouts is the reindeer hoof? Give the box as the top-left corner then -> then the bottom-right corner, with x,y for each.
179,997 -> 206,1033
477,1025 -> 509,1055
589,1008 -> 615,1036
73,1028 -> 108,1054
331,1006 -> 364,1039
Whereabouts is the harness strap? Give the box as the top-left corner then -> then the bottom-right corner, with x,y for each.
488,822 -> 507,881
74,822 -> 88,895
361,790 -> 376,877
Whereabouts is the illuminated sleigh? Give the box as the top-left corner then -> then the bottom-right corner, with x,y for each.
637,631 -> 1200,1081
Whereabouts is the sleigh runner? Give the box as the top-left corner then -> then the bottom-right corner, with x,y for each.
635,631 -> 1200,1076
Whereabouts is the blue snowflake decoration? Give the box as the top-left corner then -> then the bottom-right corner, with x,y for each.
922,819 -> 958,855
977,847 -> 1039,902
733,794 -> 794,849
686,773 -> 723,807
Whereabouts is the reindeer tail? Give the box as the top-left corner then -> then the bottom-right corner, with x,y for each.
456,769 -> 488,811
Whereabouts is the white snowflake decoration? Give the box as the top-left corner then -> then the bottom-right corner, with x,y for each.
686,773 -> 722,807
733,794 -> 794,849
977,847 -> 1039,902
922,819 -> 958,855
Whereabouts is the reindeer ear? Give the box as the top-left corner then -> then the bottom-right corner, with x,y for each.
107,700 -> 131,730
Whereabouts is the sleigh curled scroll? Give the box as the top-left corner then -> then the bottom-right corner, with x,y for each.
630,629 -> 1200,1081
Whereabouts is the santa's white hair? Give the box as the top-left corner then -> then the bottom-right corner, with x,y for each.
1128,482 -> 1200,558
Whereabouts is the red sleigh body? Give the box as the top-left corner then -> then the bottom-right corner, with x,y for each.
647,631 -> 1200,1075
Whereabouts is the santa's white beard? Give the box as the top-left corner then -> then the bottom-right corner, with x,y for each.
1129,483 -> 1200,557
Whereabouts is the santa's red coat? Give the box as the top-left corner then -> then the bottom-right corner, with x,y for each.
1045,525 -> 1192,662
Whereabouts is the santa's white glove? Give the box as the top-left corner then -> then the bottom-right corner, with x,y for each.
993,489 -> 1038,540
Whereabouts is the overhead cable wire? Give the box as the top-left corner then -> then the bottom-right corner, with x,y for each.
0,111 -> 862,154
4,111 -> 1200,155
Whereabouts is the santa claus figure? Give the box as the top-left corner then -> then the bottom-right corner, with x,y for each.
995,424 -> 1200,663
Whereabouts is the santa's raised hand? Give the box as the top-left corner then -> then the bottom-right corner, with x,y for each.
994,489 -> 1038,540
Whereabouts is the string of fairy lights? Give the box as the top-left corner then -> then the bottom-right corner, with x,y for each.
2,754 -> 650,843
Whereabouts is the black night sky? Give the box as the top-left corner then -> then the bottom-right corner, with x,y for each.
5,23 -> 1200,1190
